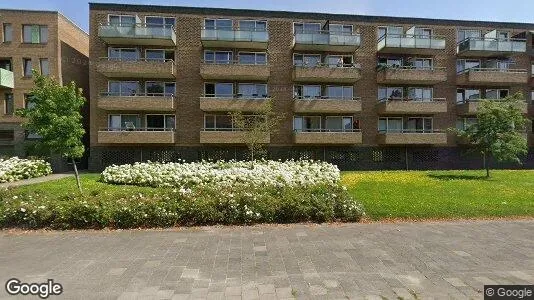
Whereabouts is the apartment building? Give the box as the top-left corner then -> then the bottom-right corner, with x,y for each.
0,9 -> 89,167
88,3 -> 534,170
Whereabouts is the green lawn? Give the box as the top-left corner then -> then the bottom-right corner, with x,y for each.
342,170 -> 534,220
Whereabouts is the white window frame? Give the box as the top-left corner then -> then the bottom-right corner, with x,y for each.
378,86 -> 404,101
204,18 -> 232,30
204,82 -> 234,97
407,87 -> 433,102
108,114 -> 141,130
457,29 -> 481,42
144,48 -> 174,61
293,22 -> 322,34
294,84 -> 322,99
485,89 -> 509,100
328,24 -> 353,33
325,85 -> 353,100
144,81 -> 176,96
237,83 -> 268,98
237,51 -> 267,65
108,47 -> 139,60
293,53 -> 322,66
378,117 -> 403,133
107,81 -> 139,96
325,116 -> 353,132
404,117 -> 434,133
145,114 -> 176,131
293,115 -> 322,131
107,15 -> 136,25
238,20 -> 267,31
144,16 -> 175,27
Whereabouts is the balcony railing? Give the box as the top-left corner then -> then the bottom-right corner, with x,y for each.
202,59 -> 267,66
100,57 -> 174,63
377,64 -> 444,71
295,62 -> 361,69
0,68 -> 14,89
457,37 -> 527,54
294,128 -> 360,133
96,57 -> 176,78
295,95 -> 360,101
294,30 -> 361,47
377,34 -> 446,52
378,97 -> 446,103
201,27 -> 268,48
202,94 -> 270,99
378,129 -> 443,134
101,127 -> 175,132
98,23 -> 176,45
100,92 -> 175,98
457,67 -> 527,75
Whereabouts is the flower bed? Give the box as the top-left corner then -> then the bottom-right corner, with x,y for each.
101,160 -> 340,188
0,157 -> 52,183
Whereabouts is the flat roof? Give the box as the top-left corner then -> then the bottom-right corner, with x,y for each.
0,9 -> 88,35
89,2 -> 534,29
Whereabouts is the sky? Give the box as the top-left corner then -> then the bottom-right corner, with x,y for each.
0,0 -> 533,32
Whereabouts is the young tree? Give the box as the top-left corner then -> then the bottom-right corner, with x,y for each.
455,92 -> 529,177
16,71 -> 86,192
229,99 -> 284,162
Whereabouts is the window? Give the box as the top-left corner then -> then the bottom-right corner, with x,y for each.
39,58 -> 49,76
4,93 -> 13,115
23,58 -> 32,77
0,130 -> 14,141
204,19 -> 232,30
415,28 -> 432,38
108,115 -> 141,130
145,16 -> 175,28
293,54 -> 321,67
411,58 -> 433,69
378,26 -> 402,39
294,85 -> 321,99
326,86 -> 353,99
456,118 -> 477,130
325,116 -> 353,132
145,49 -> 174,61
22,25 -> 48,43
378,57 -> 403,67
405,117 -> 433,133
204,114 -> 233,130
24,94 -> 35,110
108,48 -> 139,61
237,83 -> 267,98
238,52 -> 267,65
204,83 -> 233,97
456,59 -> 481,73
408,87 -> 433,101
239,20 -> 267,31
378,87 -> 403,100
146,114 -> 175,131
3,24 -> 12,42
486,89 -> 508,100
328,24 -> 352,34
108,81 -> 139,96
108,15 -> 136,26
204,50 -> 232,64
457,88 -> 481,103
457,29 -> 481,42
145,81 -> 175,96
326,55 -> 353,67
378,117 -> 402,133
293,116 -> 321,132
0,59 -> 12,71
294,23 -> 321,34
497,31 -> 509,40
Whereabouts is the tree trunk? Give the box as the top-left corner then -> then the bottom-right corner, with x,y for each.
483,152 -> 490,178
72,158 -> 82,193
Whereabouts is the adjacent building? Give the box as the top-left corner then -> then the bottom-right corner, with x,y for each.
88,3 -> 534,170
0,9 -> 89,166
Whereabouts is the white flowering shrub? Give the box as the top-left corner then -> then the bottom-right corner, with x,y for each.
0,157 -> 52,183
101,160 -> 341,188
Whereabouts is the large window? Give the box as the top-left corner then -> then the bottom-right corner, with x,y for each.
407,87 -> 433,101
204,50 -> 232,64
2,24 -> 12,42
204,83 -> 233,97
293,54 -> 321,67
204,19 -> 232,30
378,57 -> 403,67
23,58 -> 32,77
239,20 -> 267,31
378,117 -> 403,133
411,58 -> 433,69
145,16 -> 175,28
326,86 -> 353,99
108,81 -> 139,96
146,114 -> 175,131
456,118 -> 477,130
294,22 -> 321,34
378,26 -> 402,39
108,48 -> 139,61
378,87 -> 403,100
325,116 -> 353,132
4,93 -> 13,115
486,89 -> 509,100
294,85 -> 321,99
108,15 -> 136,26
293,116 -> 321,132
405,117 -> 433,133
414,28 -> 432,38
456,88 -> 481,103
457,29 -> 481,42
204,114 -> 233,130
325,55 -> 353,67
145,81 -> 175,96
145,49 -> 174,61
238,52 -> 267,65
237,83 -> 267,98
22,25 -> 48,44
328,24 -> 352,34
39,58 -> 49,76
0,59 -> 12,71
108,114 -> 141,130
456,59 -> 481,73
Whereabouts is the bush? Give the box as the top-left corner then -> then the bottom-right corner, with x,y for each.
0,157 -> 52,183
0,184 -> 364,229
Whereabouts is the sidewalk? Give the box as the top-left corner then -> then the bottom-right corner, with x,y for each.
0,173 -> 74,188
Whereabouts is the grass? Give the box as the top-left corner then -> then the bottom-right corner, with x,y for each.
341,170 -> 534,220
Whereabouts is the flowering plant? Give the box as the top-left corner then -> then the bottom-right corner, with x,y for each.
0,157 -> 52,183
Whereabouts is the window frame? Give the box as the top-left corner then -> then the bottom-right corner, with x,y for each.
145,114 -> 176,131
204,82 -> 234,97
325,116 -> 354,132
2,23 -> 12,43
237,51 -> 267,65
4,93 -> 14,115
22,24 -> 48,44
108,114 -> 141,130
39,58 -> 49,76
107,80 -> 140,96
293,115 -> 322,132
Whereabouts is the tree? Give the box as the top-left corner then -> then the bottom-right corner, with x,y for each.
16,71 -> 86,192
229,99 -> 284,162
454,92 -> 529,177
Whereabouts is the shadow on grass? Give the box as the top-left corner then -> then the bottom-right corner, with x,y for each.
427,173 -> 490,181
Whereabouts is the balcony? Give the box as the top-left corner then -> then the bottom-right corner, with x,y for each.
377,34 -> 446,55
98,23 -> 176,46
456,100 -> 528,115
201,28 -> 268,49
293,63 -> 362,83
200,96 -> 269,112
376,66 -> 447,84
377,130 -> 447,145
293,97 -> 362,113
456,68 -> 528,85
200,130 -> 270,144
200,61 -> 270,81
98,129 -> 175,144
97,93 -> 175,111
0,68 -> 14,89
293,31 -> 361,52
293,130 -> 362,144
376,98 -> 448,114
96,58 -> 176,79
457,37 -> 526,57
